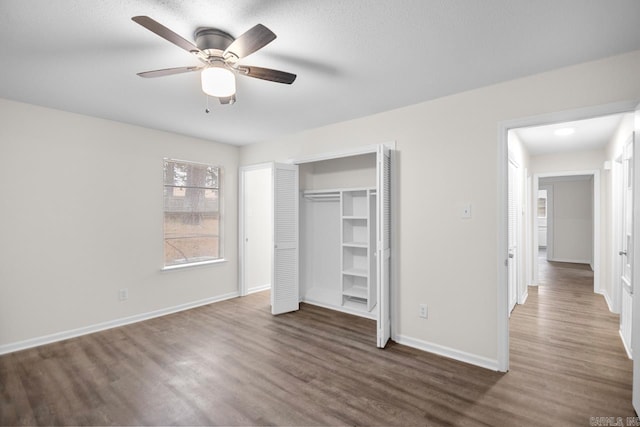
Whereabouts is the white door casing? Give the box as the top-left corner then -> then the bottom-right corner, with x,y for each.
621,136 -> 634,357
613,155 -> 624,314
538,186 -> 553,257
631,101 -> 640,413
271,163 -> 299,315
507,157 -> 519,313
525,174 -> 533,290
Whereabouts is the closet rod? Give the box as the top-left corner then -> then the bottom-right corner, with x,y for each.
303,194 -> 340,201
302,189 -> 340,200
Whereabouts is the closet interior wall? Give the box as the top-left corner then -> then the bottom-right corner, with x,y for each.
299,153 -> 377,318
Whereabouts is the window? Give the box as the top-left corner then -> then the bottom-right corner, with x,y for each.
163,159 -> 221,267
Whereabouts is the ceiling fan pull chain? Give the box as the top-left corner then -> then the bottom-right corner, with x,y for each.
205,95 -> 211,114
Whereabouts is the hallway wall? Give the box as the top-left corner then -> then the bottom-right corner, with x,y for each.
540,176 -> 594,264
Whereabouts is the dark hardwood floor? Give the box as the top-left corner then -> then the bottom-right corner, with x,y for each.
0,257 -> 633,426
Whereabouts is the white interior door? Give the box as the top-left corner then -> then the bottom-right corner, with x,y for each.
271,163 -> 299,315
507,158 -> 519,313
376,145 -> 391,348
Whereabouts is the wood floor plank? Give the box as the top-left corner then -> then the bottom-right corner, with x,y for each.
0,257 -> 633,425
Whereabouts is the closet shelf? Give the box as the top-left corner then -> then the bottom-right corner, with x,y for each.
342,267 -> 368,277
343,241 -> 368,248
343,285 -> 367,299
343,216 -> 367,220
342,297 -> 369,311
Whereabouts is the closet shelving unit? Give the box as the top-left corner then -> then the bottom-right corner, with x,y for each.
301,187 -> 377,315
341,188 -> 376,312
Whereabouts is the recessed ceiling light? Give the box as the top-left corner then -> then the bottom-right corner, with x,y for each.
554,127 -> 575,136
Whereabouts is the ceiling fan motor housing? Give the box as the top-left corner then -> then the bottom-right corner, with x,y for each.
194,28 -> 234,58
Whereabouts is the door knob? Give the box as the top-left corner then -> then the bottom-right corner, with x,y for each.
619,250 -> 628,256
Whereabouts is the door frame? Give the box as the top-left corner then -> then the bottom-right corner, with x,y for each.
239,162 -> 275,297
611,147 -> 628,314
497,99 -> 639,372
507,154 -> 521,313
534,183 -> 553,271
631,102 -> 640,413
533,171 -> 600,292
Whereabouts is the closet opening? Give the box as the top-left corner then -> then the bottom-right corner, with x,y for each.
299,153 -> 378,319
239,143 -> 393,348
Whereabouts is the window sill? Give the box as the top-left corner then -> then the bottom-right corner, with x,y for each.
161,258 -> 227,271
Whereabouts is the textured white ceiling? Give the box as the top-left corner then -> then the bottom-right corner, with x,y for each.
513,114 -> 627,157
1,0 -> 640,146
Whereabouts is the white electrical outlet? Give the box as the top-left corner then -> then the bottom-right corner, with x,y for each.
118,288 -> 128,301
419,304 -> 428,319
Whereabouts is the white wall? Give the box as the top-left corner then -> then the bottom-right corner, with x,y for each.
606,114 -> 635,160
299,153 -> 376,190
0,98 -> 239,351
240,49 -> 640,367
540,177 -> 594,264
530,149 -> 606,173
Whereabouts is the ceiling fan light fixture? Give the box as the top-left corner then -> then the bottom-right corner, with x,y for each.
201,66 -> 236,97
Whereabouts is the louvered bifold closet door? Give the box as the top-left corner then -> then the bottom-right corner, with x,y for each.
376,145 -> 391,348
271,163 -> 300,315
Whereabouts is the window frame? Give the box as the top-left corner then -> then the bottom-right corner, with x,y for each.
161,158 -> 225,270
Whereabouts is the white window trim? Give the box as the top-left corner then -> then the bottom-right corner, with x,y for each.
161,258 -> 227,271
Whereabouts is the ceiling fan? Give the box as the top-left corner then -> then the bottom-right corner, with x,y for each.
132,16 -> 296,105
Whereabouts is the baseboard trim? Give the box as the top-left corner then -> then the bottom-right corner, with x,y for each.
620,329 -> 633,359
518,291 -> 529,305
548,257 -> 591,265
598,289 -> 618,313
394,334 -> 499,371
247,284 -> 271,294
0,291 -> 240,356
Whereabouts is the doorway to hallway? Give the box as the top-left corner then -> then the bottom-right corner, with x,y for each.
498,103 -> 637,374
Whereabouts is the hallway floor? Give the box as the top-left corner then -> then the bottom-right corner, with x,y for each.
507,251 -> 634,421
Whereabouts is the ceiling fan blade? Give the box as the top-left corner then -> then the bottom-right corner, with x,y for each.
132,16 -> 204,57
240,66 -> 297,84
223,24 -> 276,60
137,66 -> 203,78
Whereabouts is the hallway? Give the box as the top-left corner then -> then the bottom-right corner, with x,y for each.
508,254 -> 634,419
